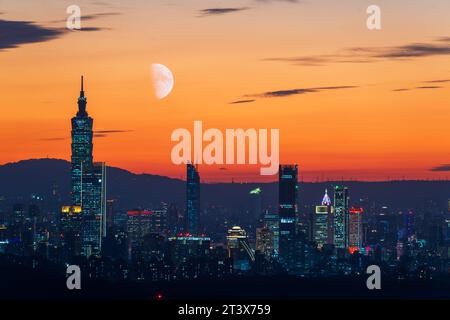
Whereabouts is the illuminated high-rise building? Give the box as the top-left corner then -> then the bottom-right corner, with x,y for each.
71,76 -> 93,206
127,210 -> 154,241
60,206 -> 83,260
106,199 -> 115,233
168,234 -> 211,279
186,163 -> 200,235
80,162 -> 106,256
70,77 -> 106,257
314,189 -> 334,248
256,227 -> 274,258
263,211 -> 279,256
278,164 -> 298,269
348,206 -> 364,252
333,185 -> 349,249
227,226 -> 254,271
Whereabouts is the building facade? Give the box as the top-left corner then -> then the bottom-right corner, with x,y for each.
186,163 -> 200,235
333,185 -> 349,249
278,164 -> 298,269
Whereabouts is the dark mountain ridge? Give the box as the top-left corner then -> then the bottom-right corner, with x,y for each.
0,159 -> 448,212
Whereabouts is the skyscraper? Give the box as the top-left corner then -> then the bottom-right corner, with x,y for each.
60,205 -> 83,261
348,206 -> 364,251
333,186 -> 349,249
71,76 -> 93,206
80,161 -> 106,256
263,211 -> 279,257
278,164 -> 298,269
70,77 -> 106,257
227,226 -> 254,271
314,189 -> 334,248
186,163 -> 200,235
256,227 -> 274,258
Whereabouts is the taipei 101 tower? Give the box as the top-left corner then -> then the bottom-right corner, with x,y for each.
68,76 -> 106,257
71,76 -> 93,206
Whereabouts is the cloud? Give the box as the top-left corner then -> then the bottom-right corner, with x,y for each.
74,27 -> 106,32
94,130 -> 132,138
415,86 -> 443,89
198,7 -> 251,17
423,79 -> 450,83
0,19 -> 65,50
229,99 -> 256,104
436,37 -> 450,42
248,85 -> 357,98
392,88 -> 410,92
0,18 -> 107,51
266,38 -> 450,66
392,85 -> 444,92
430,164 -> 450,172
38,137 -> 67,141
50,12 -> 121,23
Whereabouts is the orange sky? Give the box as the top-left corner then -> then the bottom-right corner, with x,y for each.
0,0 -> 449,182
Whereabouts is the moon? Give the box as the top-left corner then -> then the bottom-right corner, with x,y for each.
151,63 -> 174,99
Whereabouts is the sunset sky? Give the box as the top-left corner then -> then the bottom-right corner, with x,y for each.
0,0 -> 449,182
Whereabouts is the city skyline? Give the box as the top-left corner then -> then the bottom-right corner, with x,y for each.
0,0 -> 449,182
0,70 -> 449,301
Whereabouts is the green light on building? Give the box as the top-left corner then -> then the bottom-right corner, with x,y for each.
249,187 -> 262,195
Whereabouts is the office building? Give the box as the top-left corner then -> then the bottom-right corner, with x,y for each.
278,164 -> 298,269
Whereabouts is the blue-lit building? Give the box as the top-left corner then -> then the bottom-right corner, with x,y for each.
333,185 -> 349,249
70,77 -> 106,257
263,211 -> 279,257
227,226 -> 255,272
278,164 -> 298,270
186,163 -> 200,235
71,76 -> 93,207
314,189 -> 334,248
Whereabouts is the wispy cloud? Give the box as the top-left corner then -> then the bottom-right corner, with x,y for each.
0,17 -> 108,51
94,130 -> 132,138
198,7 -> 251,17
393,86 -> 444,92
266,37 -> 450,66
416,86 -> 443,89
229,99 -> 256,104
38,137 -> 66,141
392,88 -> 411,92
0,19 -> 65,50
248,85 -> 357,98
423,79 -> 450,83
430,164 -> 450,172
50,12 -> 121,23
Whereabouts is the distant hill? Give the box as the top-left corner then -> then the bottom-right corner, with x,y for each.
0,159 -> 449,211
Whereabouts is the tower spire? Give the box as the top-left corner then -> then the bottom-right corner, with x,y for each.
80,75 -> 84,97
77,75 -> 87,116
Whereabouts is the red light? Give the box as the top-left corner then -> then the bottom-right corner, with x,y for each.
155,292 -> 164,300
349,207 -> 364,214
348,246 -> 359,254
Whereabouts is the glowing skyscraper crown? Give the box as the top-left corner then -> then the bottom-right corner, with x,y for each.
321,189 -> 331,206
